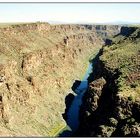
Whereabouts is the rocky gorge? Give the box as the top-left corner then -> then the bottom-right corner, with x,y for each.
75,26 -> 140,137
0,22 -> 130,137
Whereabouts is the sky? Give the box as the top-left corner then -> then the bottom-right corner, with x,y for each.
0,3 -> 140,24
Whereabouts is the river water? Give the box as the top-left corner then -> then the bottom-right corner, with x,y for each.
58,62 -> 93,137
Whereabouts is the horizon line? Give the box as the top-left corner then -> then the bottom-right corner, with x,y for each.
0,20 -> 140,25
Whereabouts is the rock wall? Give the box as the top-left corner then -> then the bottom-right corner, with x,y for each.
84,25 -> 121,39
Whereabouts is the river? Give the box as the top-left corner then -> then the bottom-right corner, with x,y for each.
58,62 -> 93,137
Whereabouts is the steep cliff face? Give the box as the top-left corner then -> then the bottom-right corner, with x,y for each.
84,25 -> 121,39
76,26 -> 140,137
0,22 -> 107,136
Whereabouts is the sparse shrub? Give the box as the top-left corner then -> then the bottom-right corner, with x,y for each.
130,83 -> 138,88
127,118 -> 135,124
27,76 -> 32,82
128,95 -> 134,101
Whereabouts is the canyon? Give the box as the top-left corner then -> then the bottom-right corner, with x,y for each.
75,26 -> 140,137
0,22 -> 120,136
0,22 -> 139,137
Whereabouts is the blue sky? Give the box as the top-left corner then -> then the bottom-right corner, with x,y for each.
0,3 -> 140,24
